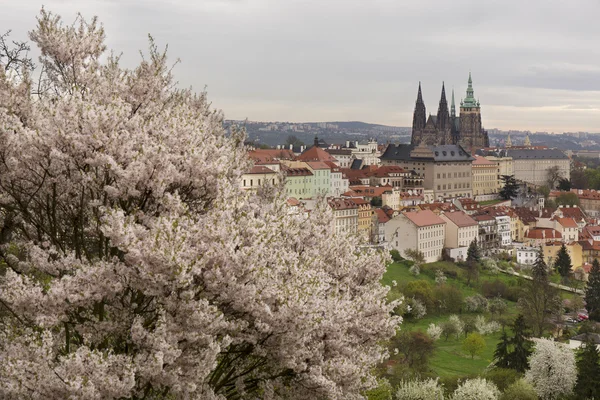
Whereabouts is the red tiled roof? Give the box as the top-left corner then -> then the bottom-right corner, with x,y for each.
368,166 -> 409,177
375,208 -> 391,224
328,198 -> 358,210
558,206 -> 586,221
418,202 -> 457,212
287,198 -> 300,206
297,146 -> 337,163
526,228 -> 562,240
472,155 -> 497,166
442,211 -> 478,227
348,185 -> 394,197
306,161 -> 331,170
403,209 -> 446,227
555,217 -> 578,228
513,207 -> 538,224
246,165 -> 277,174
282,166 -> 313,176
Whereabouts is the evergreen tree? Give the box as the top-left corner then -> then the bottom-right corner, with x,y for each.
575,338 -> 600,399
467,239 -> 481,264
585,259 -> 600,321
510,315 -> 533,373
465,239 -> 481,286
518,249 -> 560,336
499,175 -> 519,200
494,331 -> 511,369
555,243 -> 572,280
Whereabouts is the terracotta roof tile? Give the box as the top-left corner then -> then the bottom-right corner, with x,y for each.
403,209 -> 446,227
442,211 -> 478,227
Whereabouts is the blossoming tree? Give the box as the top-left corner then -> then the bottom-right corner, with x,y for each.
0,10 -> 399,399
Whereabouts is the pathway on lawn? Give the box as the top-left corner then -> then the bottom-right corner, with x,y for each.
498,269 -> 584,295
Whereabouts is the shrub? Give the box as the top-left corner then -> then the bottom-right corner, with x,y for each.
390,249 -> 404,263
404,280 -> 435,310
451,378 -> 500,400
475,315 -> 501,335
435,269 -> 448,286
488,297 -> 508,317
434,285 -> 464,314
409,264 -> 421,276
499,379 -> 538,400
396,378 -> 445,400
406,297 -> 427,320
482,368 -> 520,392
464,294 -> 489,312
481,280 -> 509,299
422,261 -> 463,280
365,378 -> 393,400
427,323 -> 443,341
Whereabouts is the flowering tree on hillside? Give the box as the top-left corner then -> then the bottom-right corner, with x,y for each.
525,338 -> 576,400
0,10 -> 399,399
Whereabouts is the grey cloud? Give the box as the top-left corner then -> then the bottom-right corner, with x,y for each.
2,0 -> 600,131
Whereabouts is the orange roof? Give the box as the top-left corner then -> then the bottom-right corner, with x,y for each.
555,217 -> 578,228
287,197 -> 300,206
442,211 -> 478,227
282,166 -> 313,176
348,185 -> 394,197
472,155 -> 497,166
297,146 -> 337,163
305,161 -> 331,170
368,166 -> 409,177
352,198 -> 369,206
558,206 -> 586,221
403,209 -> 446,227
526,228 -> 562,240
375,208 -> 391,224
328,198 -> 358,210
246,165 -> 277,174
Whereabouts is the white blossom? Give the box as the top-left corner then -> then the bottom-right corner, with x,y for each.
396,378 -> 445,400
0,10 -> 400,399
525,338 -> 577,400
427,324 -> 443,341
451,378 -> 500,400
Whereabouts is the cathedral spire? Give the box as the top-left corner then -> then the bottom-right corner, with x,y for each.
506,133 -> 512,148
463,72 -> 478,108
436,82 -> 451,142
451,88 -> 456,118
411,82 -> 427,145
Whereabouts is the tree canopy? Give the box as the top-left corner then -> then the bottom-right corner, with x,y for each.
0,11 -> 399,399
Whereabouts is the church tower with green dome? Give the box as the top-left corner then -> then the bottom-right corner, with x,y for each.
409,73 -> 489,150
459,73 -> 489,150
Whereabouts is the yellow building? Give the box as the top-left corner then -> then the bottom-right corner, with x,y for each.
543,241 -> 583,270
472,155 -> 498,196
353,198 -> 374,242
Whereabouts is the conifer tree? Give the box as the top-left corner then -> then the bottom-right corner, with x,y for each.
519,249 -> 560,336
493,331 -> 511,369
585,259 -> 600,321
575,338 -> 600,399
555,243 -> 572,280
467,239 -> 481,264
510,315 -> 532,373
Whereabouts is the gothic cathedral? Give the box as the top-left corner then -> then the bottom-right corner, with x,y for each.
410,73 -> 489,151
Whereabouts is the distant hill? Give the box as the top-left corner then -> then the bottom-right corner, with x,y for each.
322,121 -> 401,130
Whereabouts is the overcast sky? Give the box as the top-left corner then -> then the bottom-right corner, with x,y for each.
3,1 -> 600,132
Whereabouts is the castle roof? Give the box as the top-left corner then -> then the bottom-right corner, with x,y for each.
505,149 -> 569,160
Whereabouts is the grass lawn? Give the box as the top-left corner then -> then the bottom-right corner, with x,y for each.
478,199 -> 505,206
382,260 -> 533,379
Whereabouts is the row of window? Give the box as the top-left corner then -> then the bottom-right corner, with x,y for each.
243,178 -> 276,187
437,171 -> 471,179
437,182 -> 470,190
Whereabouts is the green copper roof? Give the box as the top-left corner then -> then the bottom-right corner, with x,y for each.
461,72 -> 479,108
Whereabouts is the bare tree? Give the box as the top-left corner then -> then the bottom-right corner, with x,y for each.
0,30 -> 34,77
547,166 -> 562,189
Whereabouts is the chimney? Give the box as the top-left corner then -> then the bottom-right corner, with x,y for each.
314,136 -> 319,147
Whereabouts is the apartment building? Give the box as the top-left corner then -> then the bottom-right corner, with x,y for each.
385,209 -> 446,263
472,155 -> 499,196
328,198 -> 358,235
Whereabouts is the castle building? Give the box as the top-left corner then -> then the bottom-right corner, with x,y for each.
410,73 -> 489,151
